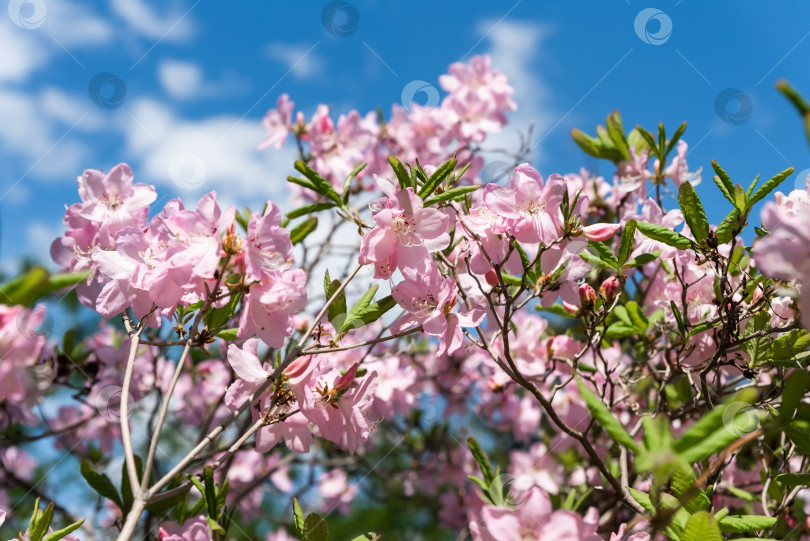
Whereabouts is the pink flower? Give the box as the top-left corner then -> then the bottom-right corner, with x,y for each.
660,140 -> 702,187
158,516 -> 211,541
390,267 -> 484,357
359,186 -> 450,279
625,197 -> 684,260
244,201 -> 293,281
471,486 -> 601,541
224,339 -> 315,453
238,268 -> 308,348
580,222 -> 620,241
299,362 -> 378,454
483,164 -> 566,244
258,94 -> 295,150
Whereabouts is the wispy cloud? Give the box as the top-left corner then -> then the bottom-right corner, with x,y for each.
265,42 -> 325,80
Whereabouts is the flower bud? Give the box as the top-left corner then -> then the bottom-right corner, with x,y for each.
599,276 -> 621,303
578,283 -> 597,310
485,268 -> 499,287
581,223 -> 621,242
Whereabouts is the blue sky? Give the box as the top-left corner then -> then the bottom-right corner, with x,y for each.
2,0 -> 810,273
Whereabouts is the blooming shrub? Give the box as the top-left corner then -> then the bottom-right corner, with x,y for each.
1,58 -> 809,541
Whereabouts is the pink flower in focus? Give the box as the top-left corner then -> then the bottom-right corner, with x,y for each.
299,362 -> 378,454
359,186 -> 450,279
244,201 -> 293,281
580,222 -> 620,242
390,267 -> 484,357
483,164 -> 566,244
239,269 -> 308,348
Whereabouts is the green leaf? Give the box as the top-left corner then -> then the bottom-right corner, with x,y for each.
742,311 -> 772,367
678,181 -> 710,243
775,472 -> 810,486
623,250 -> 660,270
768,330 -> 810,363
388,156 -> 411,190
467,437 -> 495,485
715,208 -> 742,244
0,267 -> 88,307
323,270 -> 347,328
214,328 -> 238,341
206,517 -> 226,535
711,175 -> 735,206
635,126 -> 659,157
293,498 -> 306,539
29,501 -> 54,541
670,301 -> 686,336
419,157 -> 458,198
80,460 -> 124,510
423,185 -> 479,206
349,534 -> 381,541
642,415 -> 674,452
571,129 -> 603,159
294,160 -> 342,205
290,216 -> 318,245
618,220 -> 637,267
673,388 -> 759,463
664,121 -> 687,157
587,241 -> 619,270
779,369 -> 809,423
606,110 -> 631,161
636,221 -> 694,250
204,292 -> 241,332
286,202 -> 336,220
785,422 -> 810,455
342,162 -> 367,205
747,167 -> 794,210
121,455 -> 143,516
42,519 -> 85,541
719,515 -> 778,533
287,175 -> 318,193
304,512 -> 329,541
339,286 -> 391,334
682,511 -> 723,541
671,469 -> 712,513
711,160 -> 735,198
577,379 -> 639,453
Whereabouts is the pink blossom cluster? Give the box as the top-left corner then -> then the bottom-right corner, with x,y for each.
0,304 -> 49,426
258,54 -> 516,201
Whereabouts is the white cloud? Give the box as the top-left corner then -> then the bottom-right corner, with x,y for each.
110,0 -> 194,42
123,98 -> 298,205
158,59 -> 203,99
479,20 -> 554,165
0,20 -> 49,82
265,42 -> 324,80
43,0 -> 114,47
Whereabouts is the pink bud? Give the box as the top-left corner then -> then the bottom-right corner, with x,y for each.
485,268 -> 499,286
599,276 -> 621,303
581,223 -> 621,242
562,301 -> 580,314
578,283 -> 597,310
334,362 -> 359,391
